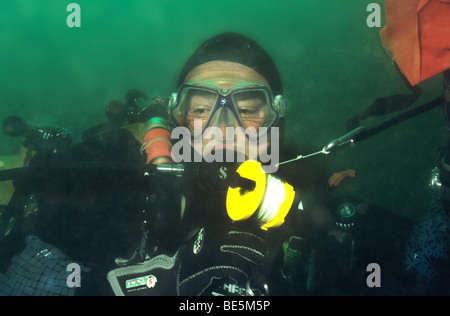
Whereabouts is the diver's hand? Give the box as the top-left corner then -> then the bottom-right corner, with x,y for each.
176,226 -> 268,296
107,225 -> 269,296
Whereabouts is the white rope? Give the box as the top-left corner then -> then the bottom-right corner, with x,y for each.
257,174 -> 286,224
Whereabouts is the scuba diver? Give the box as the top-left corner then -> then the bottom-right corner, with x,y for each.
0,32 -> 409,296
106,32 -> 410,296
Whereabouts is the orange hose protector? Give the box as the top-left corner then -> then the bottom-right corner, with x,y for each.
143,118 -> 173,164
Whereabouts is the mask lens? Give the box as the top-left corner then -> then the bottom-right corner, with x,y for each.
173,87 -> 218,132
232,89 -> 271,129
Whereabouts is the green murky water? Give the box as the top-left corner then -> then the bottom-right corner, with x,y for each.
0,0 -> 446,222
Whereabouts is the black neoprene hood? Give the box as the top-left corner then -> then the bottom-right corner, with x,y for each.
177,32 -> 283,95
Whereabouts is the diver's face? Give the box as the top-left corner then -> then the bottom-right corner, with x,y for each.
182,61 -> 272,160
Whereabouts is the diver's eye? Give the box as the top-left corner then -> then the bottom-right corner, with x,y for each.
233,91 -> 268,118
185,90 -> 217,117
190,107 -> 211,116
239,108 -> 260,117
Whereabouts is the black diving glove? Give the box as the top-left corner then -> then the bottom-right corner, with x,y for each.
107,224 -> 270,296
176,226 -> 269,296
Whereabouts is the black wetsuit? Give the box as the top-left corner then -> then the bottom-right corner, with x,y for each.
0,127 -> 414,296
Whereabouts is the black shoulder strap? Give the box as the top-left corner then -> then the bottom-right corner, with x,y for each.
346,62 -> 421,132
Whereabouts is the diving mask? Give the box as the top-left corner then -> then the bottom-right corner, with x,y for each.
168,83 -> 285,140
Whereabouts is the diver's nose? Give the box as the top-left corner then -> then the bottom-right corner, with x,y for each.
218,107 -> 239,140
206,107 -> 235,140
218,115 -> 228,135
